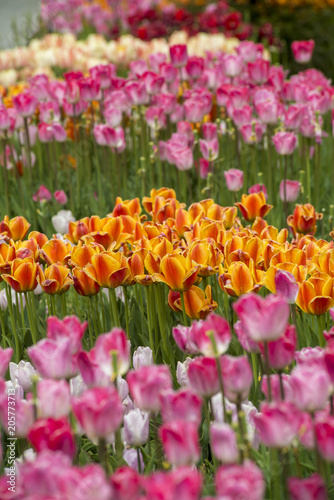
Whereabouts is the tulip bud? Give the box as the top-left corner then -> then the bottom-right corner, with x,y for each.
160,420 -> 200,466
210,422 -> 239,463
275,270 -> 299,304
123,408 -> 149,446
224,169 -> 244,192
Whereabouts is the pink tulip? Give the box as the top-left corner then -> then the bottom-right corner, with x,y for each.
268,65 -> 285,92
229,86 -> 250,107
221,54 -> 244,78
275,270 -> 299,304
172,325 -> 198,354
254,402 -> 300,448
285,104 -> 306,130
210,422 -> 239,463
78,77 -> 101,101
89,64 -> 115,90
240,121 -> 266,144
288,474 -> 327,500
279,180 -> 300,202
324,344 -> 334,384
160,62 -> 178,83
62,99 -> 87,117
124,80 -> 148,106
202,122 -> 217,141
297,411 -> 315,449
72,386 -> 123,442
255,99 -> 279,124
221,355 -> 253,403
37,379 -> 71,419
0,381 -> 34,438
160,420 -> 200,466
295,347 -> 325,368
215,461 -> 265,500
188,356 -> 220,398
0,347 -> 13,377
230,105 -> 253,128
39,100 -> 61,122
291,40 -> 315,64
261,373 -> 294,402
290,365 -> 330,412
248,59 -> 269,84
28,417 -> 75,458
184,98 -> 207,123
93,328 -> 130,379
110,467 -> 141,500
234,320 -> 260,353
0,105 -> 10,130
190,313 -> 231,357
145,105 -> 166,130
13,92 -> 38,117
315,416 -> 334,462
248,183 -> 268,199
54,190 -> 67,205
142,71 -> 165,96
170,44 -> 188,68
123,408 -> 149,446
224,168 -> 244,192
273,131 -> 298,155
160,388 -> 202,425
234,293 -> 290,342
127,365 -> 172,412
77,351 -> 110,387
47,315 -> 86,355
186,56 -> 205,79
104,105 -> 122,127
32,185 -> 52,203
199,138 -> 219,160
168,142 -> 193,170
199,158 -> 210,179
149,52 -> 167,73
259,325 -> 296,370
28,338 -> 77,379
237,41 -> 259,62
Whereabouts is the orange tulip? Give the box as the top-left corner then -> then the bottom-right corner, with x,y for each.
186,240 -> 223,277
152,253 -> 199,291
219,260 -> 263,297
0,242 -> 16,275
15,238 -> 40,261
2,258 -> 42,293
39,264 -> 73,295
112,197 -> 141,217
28,231 -> 49,248
41,238 -> 71,265
84,252 -> 130,288
235,192 -> 272,222
0,216 -> 31,242
287,204 -> 322,237
72,267 -> 100,296
65,218 -> 90,244
168,285 -> 217,319
142,187 -> 177,214
70,243 -> 102,269
296,273 -> 334,315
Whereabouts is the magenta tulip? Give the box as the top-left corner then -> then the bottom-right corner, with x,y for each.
160,420 -> 200,466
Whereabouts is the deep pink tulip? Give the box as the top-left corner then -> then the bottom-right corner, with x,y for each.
110,467 -> 141,500
221,54 -> 244,77
94,328 -> 130,378
248,59 -> 269,84
186,56 -> 205,80
37,379 -> 71,419
172,324 -> 198,354
233,293 -> 290,342
145,105 -> 166,130
78,77 -> 101,101
142,71 -> 165,96
32,185 -> 52,203
199,158 -> 210,179
202,122 -> 217,141
54,190 -> 67,205
13,92 -> 38,117
275,270 -> 299,304
38,122 -> 67,143
77,350 -> 109,387
315,416 -> 334,462
0,347 -> 13,377
273,131 -> 298,155
210,422 -> 239,463
160,388 -> 202,425
324,344 -> 334,383
160,62 -> 178,83
28,338 -> 77,379
190,313 -> 231,357
291,40 -> 315,64
259,325 -> 296,370
72,386 -> 123,442
28,417 -> 75,458
188,356 -> 220,398
290,365 -> 330,412
279,180 -> 300,202
0,105 -> 10,130
184,98 -> 207,123
160,420 -> 200,466
268,65 -> 285,91
229,86 -> 250,107
124,80 -> 148,105
224,168 -> 244,192
153,92 -> 177,115
221,355 -> 253,403
248,183 -> 268,199
288,474 -> 327,500
254,402 -> 300,448
47,315 -> 86,355
127,365 -> 172,412
215,461 -> 265,500
170,44 -> 188,68
89,64 -> 115,90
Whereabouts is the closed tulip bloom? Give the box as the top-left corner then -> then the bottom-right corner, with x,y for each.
248,59 -> 269,84
73,267 -> 100,296
47,315 -> 86,354
259,325 -> 296,370
84,252 -> 130,289
221,355 -> 253,403
172,324 -> 199,354
235,192 -> 272,222
315,416 -> 334,462
0,105 -> 10,130
28,418 -> 75,458
127,365 -> 172,412
1,215 -> 30,241
72,386 -> 123,442
154,253 -> 199,292
296,275 -> 334,316
210,422 -> 239,463
188,356 -> 220,398
222,54 -> 244,77
32,185 -> 52,203
291,40 -> 315,64
54,190 -> 67,205
190,313 -> 231,357
132,346 -> 153,370
215,461 -> 265,500
2,257 -> 42,293
94,329 -> 130,379
39,263 -> 73,295
288,474 -> 327,500
123,408 -> 149,446
160,420 -> 200,466
287,203 -> 322,237
170,44 -> 188,67
9,360 -> 37,391
275,270 -> 299,304
234,320 -> 260,354
110,467 -> 141,500
279,180 -> 300,203
37,379 -> 71,419
28,337 -> 77,379
234,293 -> 290,342
224,168 -> 244,192
254,402 -> 300,448
13,92 -> 38,117
290,365 -> 330,412
160,388 -> 202,425
273,131 -> 298,156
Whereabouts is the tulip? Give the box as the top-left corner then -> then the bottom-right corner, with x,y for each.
0,105 -> 10,130
77,351 -> 109,388
37,379 -> 71,419
273,131 -> 298,156
2,257 -> 42,293
254,402 -> 300,448
189,313 -> 231,357
90,64 -> 115,89
160,388 -> 202,425
186,56 -> 205,79
160,420 -> 200,466
219,261 -> 262,297
39,263 -> 73,295
234,293 -> 290,342
127,365 -> 172,412
132,346 -> 153,370
215,461 -> 265,500
28,418 -> 75,458
275,270 -> 299,304
288,474 -> 327,500
153,253 -> 199,292
248,59 -> 269,84
296,275 -> 334,315
72,386 -> 123,442
259,325 -> 296,370
240,121 -> 266,145
221,355 -> 253,403
224,168 -> 244,192
210,422 -> 239,463
290,365 -> 330,412
261,373 -> 294,402
188,356 -> 220,398
199,138 -> 219,161
54,190 -> 67,205
235,192 -> 272,222
52,210 -> 75,235
315,416 -> 334,462
47,315 -> 86,354
84,253 -> 130,289
32,185 -> 52,203
291,40 -> 315,64
73,267 -> 100,296
172,324 -> 198,354
28,337 -> 77,379
222,54 -> 244,77
110,467 -> 141,500
9,360 -> 36,391
234,320 -> 260,353
13,92 -> 38,117
170,44 -> 188,67
287,204 -> 322,237
0,347 -> 13,377
94,328 -> 130,379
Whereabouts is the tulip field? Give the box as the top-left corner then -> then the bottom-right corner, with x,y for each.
1,0 -> 334,499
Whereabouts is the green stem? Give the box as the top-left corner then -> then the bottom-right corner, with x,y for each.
180,291 -> 188,326
123,286 -> 130,337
